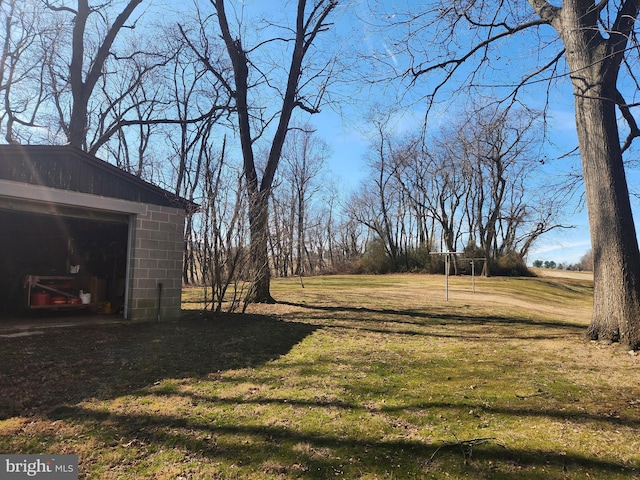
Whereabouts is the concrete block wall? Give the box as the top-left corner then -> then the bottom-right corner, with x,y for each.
127,204 -> 185,322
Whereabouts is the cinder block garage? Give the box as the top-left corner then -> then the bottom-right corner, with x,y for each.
0,145 -> 191,322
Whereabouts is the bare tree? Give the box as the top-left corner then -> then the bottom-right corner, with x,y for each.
348,118 -> 406,271
199,137 -> 250,313
191,0 -> 340,302
463,105 -> 544,275
100,65 -> 164,179
579,249 -> 594,272
162,34 -> 233,284
269,177 -> 296,277
374,0 -> 640,347
315,181 -> 365,274
353,100 -> 565,276
0,0 -> 54,143
280,125 -> 329,276
394,135 -> 468,273
44,0 -> 145,150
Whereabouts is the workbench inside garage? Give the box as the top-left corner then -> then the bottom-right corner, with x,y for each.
24,275 -> 105,310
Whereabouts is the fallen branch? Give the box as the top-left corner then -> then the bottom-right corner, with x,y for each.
515,388 -> 548,399
427,435 -> 505,465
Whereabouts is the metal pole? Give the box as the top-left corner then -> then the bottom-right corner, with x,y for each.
471,260 -> 475,293
157,282 -> 163,322
445,253 -> 449,301
429,251 -> 464,302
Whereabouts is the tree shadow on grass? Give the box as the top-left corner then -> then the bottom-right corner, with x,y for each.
0,312 -> 318,419
277,300 -> 586,339
46,404 -> 636,479
140,385 -> 640,429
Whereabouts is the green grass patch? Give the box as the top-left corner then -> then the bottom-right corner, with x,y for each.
1,272 -> 639,478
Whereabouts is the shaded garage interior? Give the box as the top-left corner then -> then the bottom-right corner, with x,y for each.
0,145 -> 190,323
0,207 -> 129,317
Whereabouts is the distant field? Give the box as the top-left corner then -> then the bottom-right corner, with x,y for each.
532,267 -> 594,280
2,271 -> 640,479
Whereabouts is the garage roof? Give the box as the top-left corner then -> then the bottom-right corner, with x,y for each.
0,145 -> 195,211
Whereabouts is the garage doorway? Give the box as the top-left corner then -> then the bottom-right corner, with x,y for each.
0,207 -> 129,318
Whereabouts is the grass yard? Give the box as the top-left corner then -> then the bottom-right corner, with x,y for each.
1,271 -> 640,478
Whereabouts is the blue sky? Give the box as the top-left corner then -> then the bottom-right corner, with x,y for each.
159,0 -> 640,266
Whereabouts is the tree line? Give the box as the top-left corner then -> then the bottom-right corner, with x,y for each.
347,103 -> 566,277
532,249 -> 594,272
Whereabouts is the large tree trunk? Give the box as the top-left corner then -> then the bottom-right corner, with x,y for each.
575,89 -> 640,347
248,190 -> 275,303
562,8 -> 640,348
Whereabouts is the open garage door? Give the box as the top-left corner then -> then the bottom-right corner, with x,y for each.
0,206 -> 129,317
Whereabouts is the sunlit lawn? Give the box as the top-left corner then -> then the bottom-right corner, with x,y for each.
2,272 -> 640,478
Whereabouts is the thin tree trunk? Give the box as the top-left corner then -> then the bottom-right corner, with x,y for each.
296,194 -> 304,276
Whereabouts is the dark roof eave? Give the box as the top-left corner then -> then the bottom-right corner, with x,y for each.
0,144 -> 198,212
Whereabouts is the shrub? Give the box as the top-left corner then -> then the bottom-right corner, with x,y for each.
494,252 -> 533,276
361,238 -> 393,274
404,245 -> 433,272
